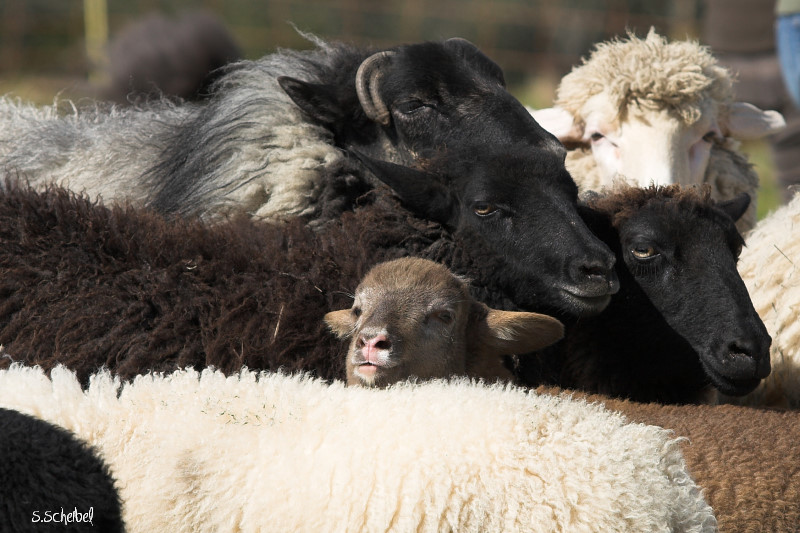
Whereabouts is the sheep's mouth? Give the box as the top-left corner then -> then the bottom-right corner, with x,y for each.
353,358 -> 396,369
557,287 -> 613,316
701,352 -> 765,396
556,273 -> 619,317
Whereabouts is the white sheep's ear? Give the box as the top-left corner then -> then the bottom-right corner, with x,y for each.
324,309 -> 357,339
470,302 -> 564,357
723,102 -> 786,140
529,107 -> 584,142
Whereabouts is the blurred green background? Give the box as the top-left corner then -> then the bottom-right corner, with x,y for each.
0,0 -> 781,218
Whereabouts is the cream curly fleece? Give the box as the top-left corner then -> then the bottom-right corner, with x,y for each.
0,365 -> 716,532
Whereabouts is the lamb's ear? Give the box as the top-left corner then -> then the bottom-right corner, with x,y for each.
324,309 -> 357,339
723,102 -> 786,140
278,76 -> 342,126
350,151 -> 456,225
529,107 -> 584,143
718,192 -> 751,223
469,302 -> 564,358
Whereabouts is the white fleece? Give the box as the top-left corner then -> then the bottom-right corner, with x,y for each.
720,191 -> 800,407
0,365 -> 716,532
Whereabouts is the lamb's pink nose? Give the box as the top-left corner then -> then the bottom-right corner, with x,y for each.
357,334 -> 391,363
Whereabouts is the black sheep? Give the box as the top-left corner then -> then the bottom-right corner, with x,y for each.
518,186 -> 772,404
0,407 -> 124,533
0,35 -> 563,225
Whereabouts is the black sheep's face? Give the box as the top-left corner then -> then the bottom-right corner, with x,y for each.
277,38 -> 564,166
353,147 -> 620,318
613,193 -> 771,396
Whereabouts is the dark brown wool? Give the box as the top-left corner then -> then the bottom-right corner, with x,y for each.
0,182 -> 483,385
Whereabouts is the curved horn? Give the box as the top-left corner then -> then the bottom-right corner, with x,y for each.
356,51 -> 395,126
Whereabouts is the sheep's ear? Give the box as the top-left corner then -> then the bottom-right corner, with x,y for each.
719,192 -> 751,223
324,309 -> 357,339
278,76 -> 342,126
350,151 -> 456,225
723,102 -> 786,140
529,107 -> 584,143
469,302 -> 564,357
444,38 -> 505,86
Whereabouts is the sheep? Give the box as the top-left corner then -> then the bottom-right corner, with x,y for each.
0,34 -> 563,222
718,191 -> 800,408
326,187 -> 770,404
350,146 -> 617,316
536,386 -> 800,533
0,364 -> 717,532
515,185 -> 772,404
323,257 -> 564,386
323,216 -> 768,403
0,180 -> 769,405
530,29 -> 786,233
100,11 -> 242,104
0,407 -> 125,533
0,139 -> 621,386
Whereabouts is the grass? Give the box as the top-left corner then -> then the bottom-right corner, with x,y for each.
0,74 -> 91,105
740,140 -> 781,221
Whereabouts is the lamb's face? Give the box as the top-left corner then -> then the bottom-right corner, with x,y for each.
326,258 -> 565,387
327,258 -> 472,387
578,94 -> 719,189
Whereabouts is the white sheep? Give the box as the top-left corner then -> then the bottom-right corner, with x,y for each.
531,29 -> 785,232
0,365 -> 716,532
719,191 -> 800,407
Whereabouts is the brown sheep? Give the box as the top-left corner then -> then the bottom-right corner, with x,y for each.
537,385 -> 800,532
0,174 -> 568,386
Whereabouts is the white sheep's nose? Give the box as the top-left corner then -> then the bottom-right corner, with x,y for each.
357,334 -> 392,364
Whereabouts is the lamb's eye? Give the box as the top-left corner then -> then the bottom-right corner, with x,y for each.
702,131 -> 717,143
589,132 -> 604,142
430,310 -> 454,325
473,202 -> 499,217
631,245 -> 657,259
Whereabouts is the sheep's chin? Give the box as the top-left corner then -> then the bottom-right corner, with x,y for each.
556,288 -> 612,317
701,359 -> 762,397
355,364 -> 381,386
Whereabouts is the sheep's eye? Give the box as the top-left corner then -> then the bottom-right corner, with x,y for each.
395,99 -> 427,114
473,202 -> 499,217
702,131 -> 717,143
589,132 -> 605,142
352,306 -> 362,317
430,310 -> 454,325
631,245 -> 657,260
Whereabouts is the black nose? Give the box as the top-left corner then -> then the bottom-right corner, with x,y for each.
567,253 -> 619,298
726,339 -> 771,379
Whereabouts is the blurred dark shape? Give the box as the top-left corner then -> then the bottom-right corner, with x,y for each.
102,10 -> 242,104
703,0 -> 800,204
